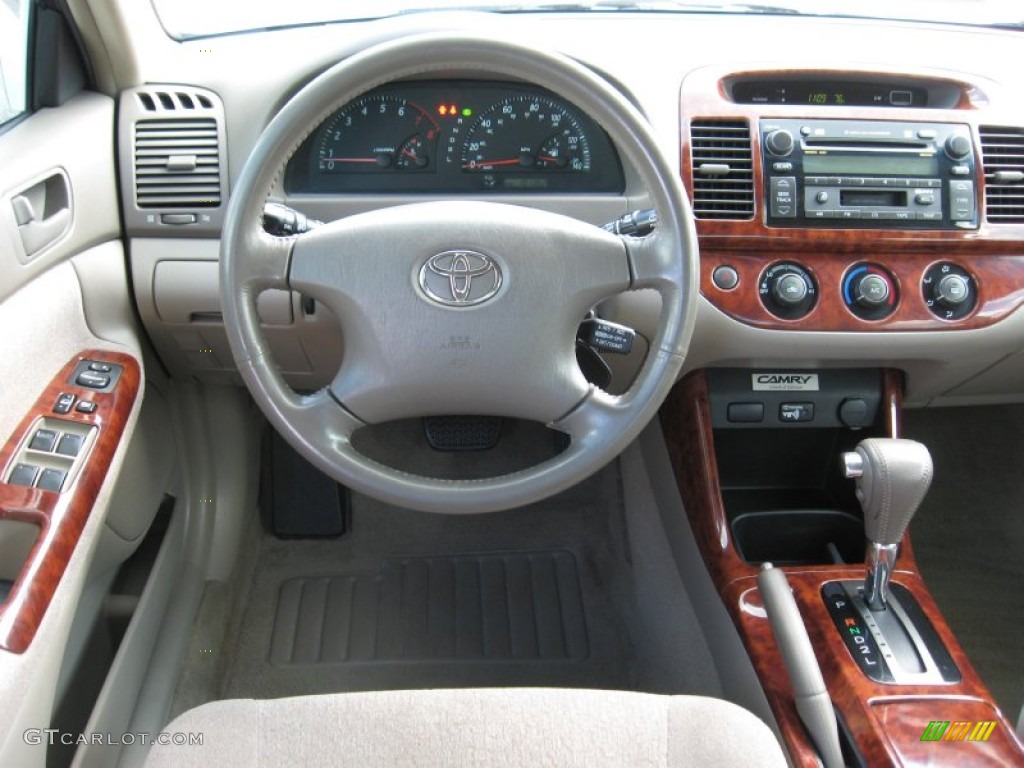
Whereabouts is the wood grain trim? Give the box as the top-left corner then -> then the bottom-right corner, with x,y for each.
701,252 -> 1024,332
660,370 -> 1024,765
726,571 -> 1024,767
679,65 -> 1024,251
0,350 -> 141,653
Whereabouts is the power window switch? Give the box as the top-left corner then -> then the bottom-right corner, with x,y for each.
9,463 -> 39,487
36,468 -> 67,492
56,433 -> 85,457
54,393 -> 76,414
29,428 -> 60,452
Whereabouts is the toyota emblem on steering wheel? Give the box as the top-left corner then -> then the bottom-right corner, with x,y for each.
419,250 -> 503,307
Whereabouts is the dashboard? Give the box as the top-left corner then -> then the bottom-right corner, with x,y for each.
285,82 -> 623,194
119,10 -> 1024,407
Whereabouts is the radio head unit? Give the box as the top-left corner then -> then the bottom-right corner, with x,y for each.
761,119 -> 977,229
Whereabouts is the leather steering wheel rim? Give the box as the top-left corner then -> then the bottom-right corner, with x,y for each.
220,32 -> 699,514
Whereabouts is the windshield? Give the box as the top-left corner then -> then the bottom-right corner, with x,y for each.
154,0 -> 1023,40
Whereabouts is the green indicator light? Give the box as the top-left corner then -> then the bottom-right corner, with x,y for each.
462,108 -> 472,117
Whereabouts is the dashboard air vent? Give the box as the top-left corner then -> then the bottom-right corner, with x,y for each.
979,126 -> 1024,223
689,120 -> 754,219
133,118 -> 221,208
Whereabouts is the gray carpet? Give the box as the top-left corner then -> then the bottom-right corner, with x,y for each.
903,404 -> 1024,722
190,464 -> 640,704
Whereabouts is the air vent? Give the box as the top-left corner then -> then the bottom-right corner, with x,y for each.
136,89 -> 215,112
134,118 -> 221,208
689,120 -> 755,219
979,126 -> 1024,223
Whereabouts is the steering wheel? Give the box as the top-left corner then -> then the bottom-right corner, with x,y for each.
220,32 -> 698,514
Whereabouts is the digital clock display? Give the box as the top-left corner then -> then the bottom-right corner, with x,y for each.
733,81 -> 929,108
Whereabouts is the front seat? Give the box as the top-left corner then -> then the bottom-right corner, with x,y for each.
146,688 -> 787,766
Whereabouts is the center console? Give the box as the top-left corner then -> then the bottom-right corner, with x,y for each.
659,370 -> 1024,765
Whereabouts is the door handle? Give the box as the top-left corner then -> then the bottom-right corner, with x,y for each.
10,170 -> 72,258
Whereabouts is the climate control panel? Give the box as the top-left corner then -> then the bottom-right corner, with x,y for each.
733,256 -> 984,327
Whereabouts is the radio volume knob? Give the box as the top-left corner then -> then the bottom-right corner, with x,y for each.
764,129 -> 795,157
944,134 -> 972,161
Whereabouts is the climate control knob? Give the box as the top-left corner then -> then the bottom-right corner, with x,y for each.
760,262 -> 817,319
842,264 -> 897,321
764,129 -> 795,157
922,262 -> 976,320
936,273 -> 970,307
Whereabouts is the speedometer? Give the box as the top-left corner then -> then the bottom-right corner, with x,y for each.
460,96 -> 591,174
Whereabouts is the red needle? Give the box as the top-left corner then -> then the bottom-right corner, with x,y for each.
538,155 -> 561,164
401,149 -> 418,159
462,158 -> 524,168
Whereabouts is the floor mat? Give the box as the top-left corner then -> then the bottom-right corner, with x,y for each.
269,551 -> 588,666
214,465 -> 638,701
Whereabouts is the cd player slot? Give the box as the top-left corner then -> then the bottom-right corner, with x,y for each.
840,190 -> 906,208
803,138 -> 929,151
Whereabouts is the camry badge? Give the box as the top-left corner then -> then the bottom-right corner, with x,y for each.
419,250 -> 502,307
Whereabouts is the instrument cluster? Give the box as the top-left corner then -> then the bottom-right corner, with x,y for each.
285,81 -> 624,194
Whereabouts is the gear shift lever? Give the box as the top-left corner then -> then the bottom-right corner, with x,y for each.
841,438 -> 933,611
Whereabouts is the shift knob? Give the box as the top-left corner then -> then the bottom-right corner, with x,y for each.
842,437 -> 933,546
843,438 -> 933,611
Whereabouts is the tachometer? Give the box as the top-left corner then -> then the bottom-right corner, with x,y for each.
460,95 -> 591,174
316,95 -> 439,174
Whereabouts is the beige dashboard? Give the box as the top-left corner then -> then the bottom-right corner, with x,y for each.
110,8 -> 1024,407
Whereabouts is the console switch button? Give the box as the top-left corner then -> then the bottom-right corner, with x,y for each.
779,403 -> 814,422
727,403 -> 764,423
54,393 -> 75,414
56,434 -> 85,457
9,463 -> 39,487
76,370 -> 111,389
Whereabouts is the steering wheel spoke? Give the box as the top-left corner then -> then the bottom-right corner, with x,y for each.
624,231 -> 681,292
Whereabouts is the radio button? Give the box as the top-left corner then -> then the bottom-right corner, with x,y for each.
815,191 -> 830,204
807,210 -> 829,220
893,211 -> 914,221
806,176 -> 827,185
827,177 -> 843,186
772,161 -> 794,172
915,193 -> 936,205
950,165 -> 971,176
920,211 -> 943,221
770,177 -> 798,218
949,180 -> 975,222
924,179 -> 942,188
846,177 -> 867,186
917,129 -> 938,140
837,210 -> 861,220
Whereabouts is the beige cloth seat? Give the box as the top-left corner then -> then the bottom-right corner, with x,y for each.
146,688 -> 788,767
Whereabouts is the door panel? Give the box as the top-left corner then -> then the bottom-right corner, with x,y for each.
0,91 -> 146,767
